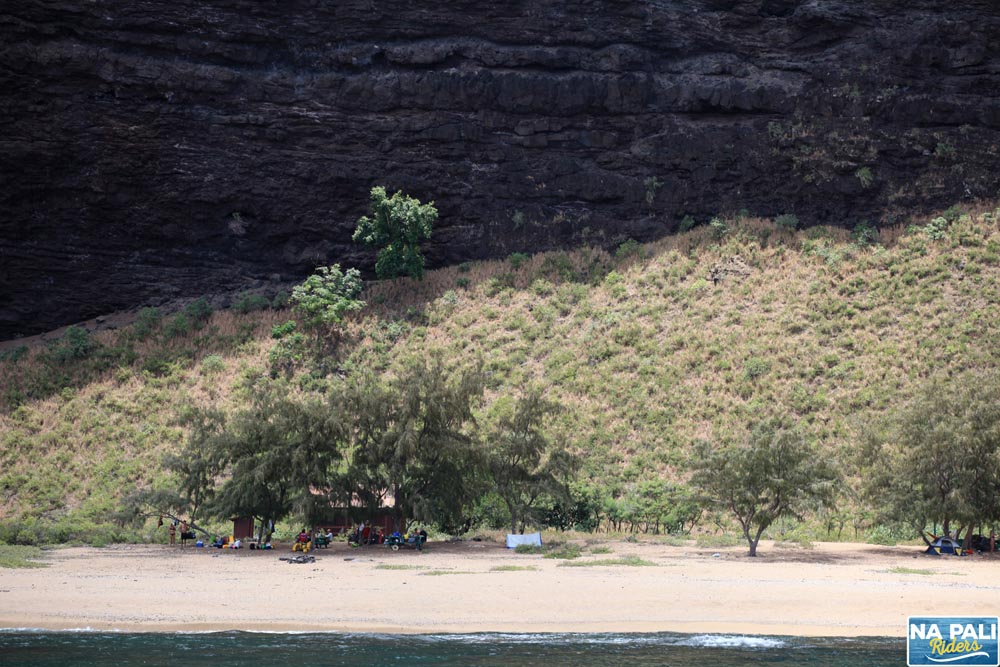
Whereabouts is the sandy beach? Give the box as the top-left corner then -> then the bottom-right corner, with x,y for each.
1,539 -> 996,637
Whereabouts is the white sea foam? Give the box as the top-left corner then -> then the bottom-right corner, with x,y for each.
678,634 -> 787,649
0,627 -> 103,633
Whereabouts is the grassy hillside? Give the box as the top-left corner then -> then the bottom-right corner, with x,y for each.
2,205 -> 999,543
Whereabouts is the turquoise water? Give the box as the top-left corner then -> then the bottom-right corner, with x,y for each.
0,631 -> 900,666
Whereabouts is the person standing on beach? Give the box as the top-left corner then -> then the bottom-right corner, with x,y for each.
169,522 -> 176,545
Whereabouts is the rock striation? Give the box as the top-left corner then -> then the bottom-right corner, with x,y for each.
2,0 -> 999,339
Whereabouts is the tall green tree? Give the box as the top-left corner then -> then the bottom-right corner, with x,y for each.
172,385 -> 344,542
691,422 -> 838,556
485,390 -> 574,535
338,357 -> 485,532
352,186 -> 436,280
861,375 -> 1000,545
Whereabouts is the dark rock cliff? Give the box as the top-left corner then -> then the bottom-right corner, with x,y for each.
2,0 -> 999,339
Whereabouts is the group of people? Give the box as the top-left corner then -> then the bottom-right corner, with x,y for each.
349,522 -> 384,546
165,518 -> 196,546
163,518 -> 427,551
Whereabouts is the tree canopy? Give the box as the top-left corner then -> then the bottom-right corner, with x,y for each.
861,374 -> 1000,545
352,186 -> 436,280
171,386 -> 342,542
691,422 -> 838,556
338,358 -> 486,532
485,390 -> 574,535
290,264 -> 364,336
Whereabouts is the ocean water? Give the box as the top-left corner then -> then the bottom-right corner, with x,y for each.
0,631 -> 900,666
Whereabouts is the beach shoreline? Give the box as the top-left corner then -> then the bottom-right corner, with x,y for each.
1,539 -> 995,637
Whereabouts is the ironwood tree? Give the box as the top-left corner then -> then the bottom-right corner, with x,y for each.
170,384 -> 343,543
485,389 -> 574,535
691,421 -> 838,556
861,374 -> 1000,547
336,356 -> 485,532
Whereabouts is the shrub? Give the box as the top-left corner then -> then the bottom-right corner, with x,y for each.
183,297 -> 213,325
544,543 -> 583,560
540,253 -> 576,282
271,320 -> 297,339
291,265 -> 365,331
132,307 -> 162,339
382,320 -> 409,342
508,252 -> 530,270
514,544 -> 543,554
616,239 -> 642,261
268,333 -> 305,377
603,271 -> 627,299
935,141 -> 956,159
852,221 -> 878,247
941,205 -> 964,223
161,313 -> 191,340
925,216 -> 950,241
775,213 -> 799,230
200,354 -> 226,375
49,327 -> 97,363
865,524 -> 912,546
742,356 -> 771,381
141,352 -> 180,377
0,345 -> 28,364
855,167 -> 874,189
232,292 -> 270,314
679,215 -> 697,232
271,290 -> 291,309
643,176 -> 663,206
530,279 -> 554,297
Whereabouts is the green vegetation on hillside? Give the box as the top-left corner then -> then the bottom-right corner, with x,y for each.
353,186 -> 436,280
2,204 -> 1000,548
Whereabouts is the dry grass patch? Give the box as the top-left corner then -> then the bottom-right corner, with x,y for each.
558,556 -> 658,568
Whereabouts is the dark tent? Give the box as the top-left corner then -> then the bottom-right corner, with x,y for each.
924,536 -> 963,556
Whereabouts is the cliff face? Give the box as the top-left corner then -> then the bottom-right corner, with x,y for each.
2,0 -> 999,339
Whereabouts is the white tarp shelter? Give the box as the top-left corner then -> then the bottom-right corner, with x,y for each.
506,532 -> 542,549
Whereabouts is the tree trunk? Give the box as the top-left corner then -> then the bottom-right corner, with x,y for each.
962,525 -> 973,552
506,498 -> 518,536
745,524 -> 766,557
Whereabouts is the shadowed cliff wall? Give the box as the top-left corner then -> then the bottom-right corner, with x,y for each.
2,0 -> 999,339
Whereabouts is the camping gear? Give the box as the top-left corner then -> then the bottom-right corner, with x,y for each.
279,555 -> 316,564
385,532 -> 425,551
506,533 -> 542,549
924,535 -> 963,556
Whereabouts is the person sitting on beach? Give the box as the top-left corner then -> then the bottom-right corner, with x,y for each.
292,528 -> 311,553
